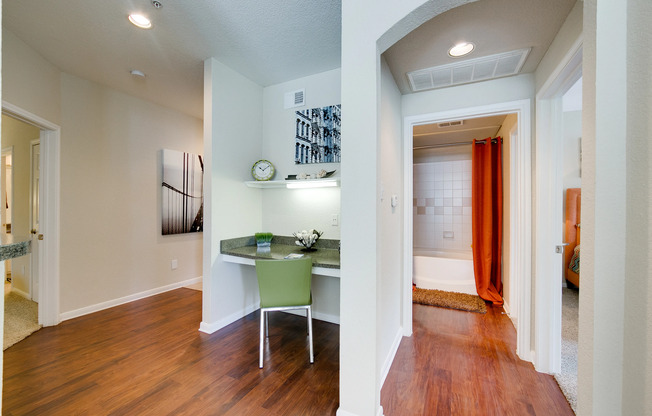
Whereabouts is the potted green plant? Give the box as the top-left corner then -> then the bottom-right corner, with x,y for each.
255,232 -> 273,248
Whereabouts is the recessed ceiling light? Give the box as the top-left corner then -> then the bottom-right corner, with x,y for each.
448,42 -> 475,58
128,14 -> 152,29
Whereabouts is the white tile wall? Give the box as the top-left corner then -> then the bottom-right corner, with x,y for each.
414,159 -> 473,252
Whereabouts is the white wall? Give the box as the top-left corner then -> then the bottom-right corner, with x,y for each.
3,30 -> 204,319
59,73 -> 203,314
403,73 -> 535,117
340,1 -> 474,415
534,1 -> 583,93
562,110 -> 582,191
201,58 -> 264,332
377,56 -> 404,387
580,0 -> 652,414
1,115 -> 40,295
261,69 -> 342,239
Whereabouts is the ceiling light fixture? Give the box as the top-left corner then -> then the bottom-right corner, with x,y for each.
448,42 -> 475,58
130,69 -> 146,78
128,14 -> 152,29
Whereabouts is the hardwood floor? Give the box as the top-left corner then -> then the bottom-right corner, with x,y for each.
4,289 -> 572,415
381,303 -> 574,416
3,289 -> 340,415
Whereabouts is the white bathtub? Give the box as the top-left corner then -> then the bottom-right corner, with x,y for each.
413,250 -> 477,295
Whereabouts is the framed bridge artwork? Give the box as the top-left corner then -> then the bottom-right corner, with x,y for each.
161,149 -> 203,235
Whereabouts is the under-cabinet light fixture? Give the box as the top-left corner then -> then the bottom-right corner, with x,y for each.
286,180 -> 338,189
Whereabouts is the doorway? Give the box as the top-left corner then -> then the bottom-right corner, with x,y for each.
533,41 -> 582,375
402,99 -> 533,362
2,103 -> 61,327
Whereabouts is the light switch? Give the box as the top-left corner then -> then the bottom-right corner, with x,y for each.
391,195 -> 399,207
171,259 -> 178,270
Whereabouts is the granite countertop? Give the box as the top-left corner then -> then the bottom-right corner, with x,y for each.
221,235 -> 340,269
0,234 -> 31,261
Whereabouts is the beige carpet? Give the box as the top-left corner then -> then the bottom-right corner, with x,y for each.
555,287 -> 578,413
413,287 -> 487,313
4,292 -> 41,350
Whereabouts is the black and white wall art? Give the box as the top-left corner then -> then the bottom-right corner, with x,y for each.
295,104 -> 341,164
161,149 -> 203,235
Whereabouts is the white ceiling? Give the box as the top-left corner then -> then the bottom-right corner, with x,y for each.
3,0 -> 576,125
3,0 -> 342,119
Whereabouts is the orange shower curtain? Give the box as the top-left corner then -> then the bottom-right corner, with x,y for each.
471,137 -> 503,306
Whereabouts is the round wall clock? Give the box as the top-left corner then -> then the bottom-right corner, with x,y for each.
251,159 -> 275,181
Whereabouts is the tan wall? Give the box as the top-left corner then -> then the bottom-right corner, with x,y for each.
496,113 -> 517,313
1,115 -> 40,295
3,30 -> 203,317
59,73 -> 203,314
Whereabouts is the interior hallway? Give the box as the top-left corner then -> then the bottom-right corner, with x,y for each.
381,303 -> 574,415
4,288 -> 572,415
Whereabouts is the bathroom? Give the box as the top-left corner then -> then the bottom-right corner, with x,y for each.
413,114 -> 516,305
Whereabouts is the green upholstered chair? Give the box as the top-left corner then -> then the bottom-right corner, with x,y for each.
255,257 -> 313,368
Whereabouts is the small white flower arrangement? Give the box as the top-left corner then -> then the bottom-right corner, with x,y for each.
293,229 -> 324,250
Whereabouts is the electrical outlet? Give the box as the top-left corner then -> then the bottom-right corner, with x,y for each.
331,214 -> 339,226
171,259 -> 178,270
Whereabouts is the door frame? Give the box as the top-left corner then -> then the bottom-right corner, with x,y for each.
29,138 -> 40,302
1,147 -> 14,283
533,38 -> 582,373
2,101 -> 61,326
402,99 -> 533,362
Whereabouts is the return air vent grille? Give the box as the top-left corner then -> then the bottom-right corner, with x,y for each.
438,120 -> 463,128
284,88 -> 305,109
407,48 -> 531,92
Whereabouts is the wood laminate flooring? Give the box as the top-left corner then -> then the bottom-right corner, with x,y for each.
3,289 -> 339,415
381,303 -> 574,415
4,288 -> 573,415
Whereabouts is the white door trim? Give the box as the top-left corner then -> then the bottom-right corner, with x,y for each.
533,38 -> 582,373
29,139 -> 40,301
2,101 -> 61,326
403,99 -> 533,362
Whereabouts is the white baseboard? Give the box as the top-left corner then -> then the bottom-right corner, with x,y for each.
379,327 -> 403,388
60,276 -> 203,322
199,302 -> 259,334
336,406 -> 384,416
283,308 -> 340,325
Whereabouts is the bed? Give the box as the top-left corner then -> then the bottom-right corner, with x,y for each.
564,188 -> 581,287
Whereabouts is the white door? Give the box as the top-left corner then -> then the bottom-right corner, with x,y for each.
30,140 -> 40,302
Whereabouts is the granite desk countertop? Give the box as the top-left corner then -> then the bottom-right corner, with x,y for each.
220,235 -> 340,269
0,234 -> 31,261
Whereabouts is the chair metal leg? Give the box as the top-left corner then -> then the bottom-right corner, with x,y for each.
265,312 -> 269,337
259,309 -> 265,368
307,306 -> 314,364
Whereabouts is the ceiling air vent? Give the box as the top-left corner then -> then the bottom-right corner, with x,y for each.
438,120 -> 464,128
284,88 -> 305,109
407,48 -> 531,92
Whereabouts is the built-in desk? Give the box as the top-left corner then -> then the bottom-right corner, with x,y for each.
220,236 -> 340,277
0,235 -> 31,261
220,235 -> 341,323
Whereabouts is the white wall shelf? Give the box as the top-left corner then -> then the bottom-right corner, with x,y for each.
245,177 -> 340,188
